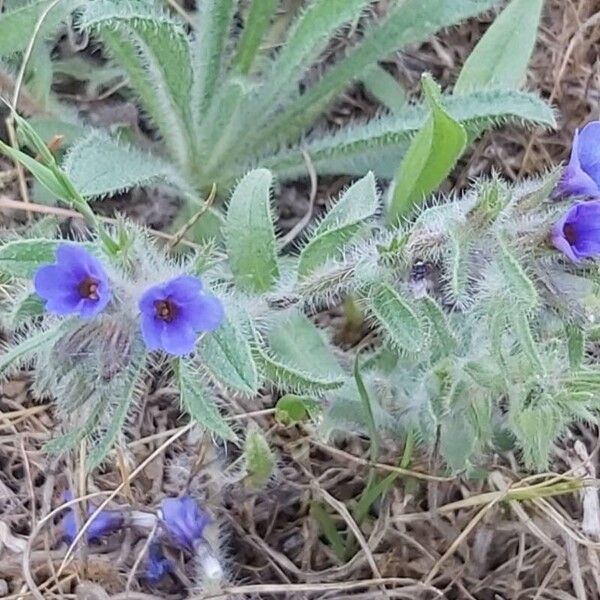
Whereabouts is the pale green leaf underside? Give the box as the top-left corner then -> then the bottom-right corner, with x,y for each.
263,311 -> 345,389
298,172 -> 379,277
62,131 -> 185,198
198,314 -> 259,394
0,238 -> 62,278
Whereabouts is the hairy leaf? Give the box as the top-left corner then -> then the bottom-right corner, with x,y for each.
261,89 -> 555,180
243,429 -> 275,490
177,359 -> 236,441
0,0 -> 82,57
224,169 -> 279,293
198,313 -> 259,394
80,0 -> 194,167
63,131 -> 185,198
191,0 -> 236,117
253,0 -> 502,146
360,64 -> 407,114
233,0 -> 279,74
0,238 -> 62,278
367,283 -> 424,352
455,0 -> 544,92
298,172 -> 378,277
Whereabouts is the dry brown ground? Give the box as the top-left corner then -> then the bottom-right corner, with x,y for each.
3,1 -> 600,599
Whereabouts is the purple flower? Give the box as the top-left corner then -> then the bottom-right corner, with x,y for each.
139,275 -> 223,356
34,244 -> 111,318
159,496 -> 210,551
560,121 -> 600,197
551,200 -> 600,262
62,492 -> 123,544
145,542 -> 173,583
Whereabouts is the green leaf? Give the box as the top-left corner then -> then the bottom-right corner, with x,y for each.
252,0 -> 374,123
0,323 -> 64,377
387,75 -> 467,224
177,359 -> 237,441
257,311 -> 345,393
0,139 -> 70,201
275,394 -> 321,424
455,0 -> 544,93
63,131 -> 185,198
566,324 -> 585,370
0,0 -> 82,57
0,238 -> 61,277
419,296 -> 458,358
261,89 -> 554,181
224,168 -> 279,293
367,283 -> 424,352
496,237 -> 538,309
87,357 -> 146,469
191,0 -> 236,117
233,0 -> 279,74
198,314 -> 259,394
510,308 -> 544,372
298,172 -> 378,277
243,429 -> 276,490
251,0 -> 501,146
7,293 -> 45,326
440,410 -> 477,472
360,64 -> 407,114
80,0 -> 194,167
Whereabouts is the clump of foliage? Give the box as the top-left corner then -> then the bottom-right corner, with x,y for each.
0,118 -> 350,470
3,110 -> 600,476
0,0 -> 552,229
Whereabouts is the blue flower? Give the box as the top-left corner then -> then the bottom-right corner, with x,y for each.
551,200 -> 600,262
62,492 -> 123,544
34,244 -> 111,318
159,496 -> 210,551
145,542 -> 173,583
560,121 -> 600,197
139,275 -> 224,356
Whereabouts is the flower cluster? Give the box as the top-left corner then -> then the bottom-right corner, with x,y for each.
553,121 -> 600,262
61,494 -> 214,585
34,245 -> 224,356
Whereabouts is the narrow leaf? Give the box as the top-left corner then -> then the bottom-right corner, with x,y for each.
367,283 -> 424,352
233,0 -> 279,74
177,359 -> 237,441
455,0 -> 544,93
224,169 -> 279,293
298,172 -> 378,277
387,75 -> 467,224
63,131 -> 185,198
197,314 -> 259,394
360,64 -> 406,114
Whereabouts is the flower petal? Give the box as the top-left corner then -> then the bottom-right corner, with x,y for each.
160,320 -> 197,356
141,315 -> 164,351
139,285 -> 165,315
34,265 -> 74,299
183,294 -> 225,332
164,275 -> 203,300
560,128 -> 600,197
576,122 -> 600,187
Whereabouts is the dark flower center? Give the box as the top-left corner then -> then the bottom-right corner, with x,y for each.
563,223 -> 578,245
78,276 -> 99,300
154,299 -> 177,322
